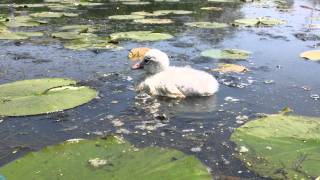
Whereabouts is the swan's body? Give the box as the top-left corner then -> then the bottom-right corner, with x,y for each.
131,49 -> 219,98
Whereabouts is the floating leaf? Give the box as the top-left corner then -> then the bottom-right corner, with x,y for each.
133,18 -> 174,24
59,25 -> 94,32
0,78 -> 97,116
212,64 -> 248,73
2,16 -> 41,27
201,49 -> 251,60
64,37 -> 122,51
110,31 -> 173,41
185,22 -> 228,29
30,12 -> 78,18
131,11 -> 159,16
230,113 -> 320,179
300,50 -> 320,61
208,0 -> 238,2
108,14 -> 145,20
233,17 -> 285,27
200,6 -> 223,11
52,32 -> 97,40
153,10 -> 193,15
0,136 -> 212,180
0,31 -> 43,40
155,0 -> 180,2
122,1 -> 151,5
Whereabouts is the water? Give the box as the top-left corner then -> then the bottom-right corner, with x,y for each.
0,0 -> 319,179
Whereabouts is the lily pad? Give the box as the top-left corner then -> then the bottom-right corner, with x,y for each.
0,31 -> 43,40
52,32 -> 97,40
208,0 -> 238,2
64,37 -> 122,51
212,64 -> 248,73
2,16 -> 41,27
155,0 -> 180,2
185,22 -> 228,29
200,6 -> 223,11
230,113 -> 320,179
153,10 -> 193,15
300,50 -> 320,61
108,14 -> 145,20
0,136 -> 212,180
110,31 -> 173,41
131,11 -> 159,16
0,78 -> 97,116
233,17 -> 285,27
122,1 -> 151,5
133,18 -> 174,24
30,12 -> 78,18
201,49 -> 251,60
59,25 -> 94,32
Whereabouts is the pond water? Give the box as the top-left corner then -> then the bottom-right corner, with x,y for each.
0,0 -> 319,179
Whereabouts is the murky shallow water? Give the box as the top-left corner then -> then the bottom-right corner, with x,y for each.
0,0 -> 319,179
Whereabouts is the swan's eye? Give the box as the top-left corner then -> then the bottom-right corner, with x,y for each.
144,57 -> 151,64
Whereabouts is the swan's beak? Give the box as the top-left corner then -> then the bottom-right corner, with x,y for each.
131,61 -> 144,70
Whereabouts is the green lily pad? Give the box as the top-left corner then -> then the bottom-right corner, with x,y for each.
110,31 -> 173,41
233,17 -> 285,27
108,14 -> 145,20
2,16 -> 41,27
30,12 -> 78,18
153,10 -> 193,15
59,25 -> 94,32
122,1 -> 151,5
208,0 -> 238,2
230,113 -> 320,179
200,6 -> 223,11
0,78 -> 97,116
64,37 -> 122,51
133,18 -> 174,24
131,11 -> 158,16
201,49 -> 251,60
0,136 -> 212,180
185,22 -> 228,29
155,0 -> 180,2
0,31 -> 43,40
0,32 -> 29,40
52,32 -> 97,40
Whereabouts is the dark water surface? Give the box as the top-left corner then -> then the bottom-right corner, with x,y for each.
0,0 -> 319,179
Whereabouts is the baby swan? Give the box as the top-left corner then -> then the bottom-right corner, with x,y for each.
132,49 -> 219,98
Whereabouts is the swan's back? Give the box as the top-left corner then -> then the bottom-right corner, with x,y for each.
139,66 -> 219,98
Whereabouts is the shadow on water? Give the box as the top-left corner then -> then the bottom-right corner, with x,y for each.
0,0 -> 320,179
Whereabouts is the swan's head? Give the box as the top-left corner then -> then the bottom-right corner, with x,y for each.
131,49 -> 169,74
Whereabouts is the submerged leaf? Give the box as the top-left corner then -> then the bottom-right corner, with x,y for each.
231,114 -> 320,179
185,22 -> 228,28
300,50 -> 320,61
201,49 -> 251,60
0,78 -> 97,116
110,31 -> 173,41
0,136 -> 212,180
